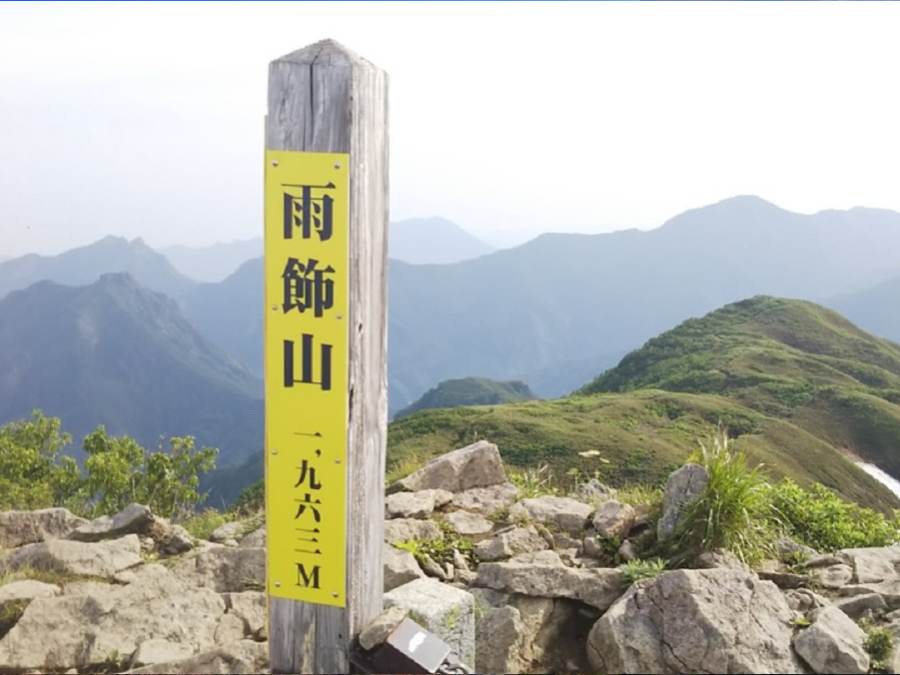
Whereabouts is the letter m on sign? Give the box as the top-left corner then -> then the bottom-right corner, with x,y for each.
297,563 -> 321,589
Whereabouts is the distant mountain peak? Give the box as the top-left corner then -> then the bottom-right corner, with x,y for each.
389,216 -> 494,265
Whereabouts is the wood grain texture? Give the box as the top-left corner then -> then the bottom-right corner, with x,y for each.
266,39 -> 389,674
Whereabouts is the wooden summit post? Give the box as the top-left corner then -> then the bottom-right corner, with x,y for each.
264,39 -> 389,673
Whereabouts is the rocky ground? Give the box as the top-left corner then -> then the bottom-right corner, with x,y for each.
1,440 -> 900,673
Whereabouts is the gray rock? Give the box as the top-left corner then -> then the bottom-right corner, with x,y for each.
383,518 -> 443,545
841,546 -> 900,584
475,526 -> 548,561
127,640 -> 268,674
130,639 -> 195,668
571,479 -> 617,505
68,504 -> 153,542
758,570 -> 809,589
509,496 -> 593,534
209,522 -> 243,544
385,489 -> 453,519
552,532 -> 583,554
396,441 -> 506,493
0,508 -> 87,548
657,463 -> 708,542
835,592 -> 887,619
0,579 -> 61,604
475,604 -> 524,673
0,564 -> 226,672
238,527 -> 265,548
583,535 -> 610,560
453,549 -> 471,575
223,591 -> 266,639
421,554 -> 449,581
784,588 -> 830,613
617,540 -> 637,562
359,605 -> 409,650
793,606 -> 869,674
592,500 -> 635,539
155,524 -> 194,556
0,535 -> 143,579
474,556 -> 625,610
384,578 -> 475,668
384,544 -> 425,591
694,548 -> 750,571
812,563 -> 854,589
587,568 -> 803,674
451,483 -> 519,516
214,612 -> 246,644
776,536 -> 817,562
444,510 -> 493,536
181,546 -> 265,593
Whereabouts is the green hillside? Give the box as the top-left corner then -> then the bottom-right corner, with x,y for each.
389,297 -> 900,512
394,377 -> 536,419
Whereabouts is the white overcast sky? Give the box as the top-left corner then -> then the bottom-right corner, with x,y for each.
2,1 -> 900,256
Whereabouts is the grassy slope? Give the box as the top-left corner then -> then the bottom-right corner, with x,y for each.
389,297 -> 900,512
394,377 -> 536,419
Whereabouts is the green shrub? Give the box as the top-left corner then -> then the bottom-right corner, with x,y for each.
183,509 -> 230,540
509,464 -> 560,498
232,480 -> 264,516
666,427 -> 774,565
620,557 -> 666,584
862,621 -> 894,672
768,479 -> 900,552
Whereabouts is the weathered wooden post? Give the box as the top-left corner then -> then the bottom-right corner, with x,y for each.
263,39 -> 389,673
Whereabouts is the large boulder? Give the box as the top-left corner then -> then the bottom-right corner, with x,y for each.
0,535 -> 143,579
474,550 -> 625,610
68,504 -> 154,542
384,544 -> 425,591
657,463 -> 708,541
0,579 -> 61,605
587,568 -> 803,674
475,526 -> 548,562
444,510 -> 493,537
451,483 -> 519,516
509,496 -> 593,535
395,441 -> 506,493
0,508 -> 87,548
179,546 -> 265,593
793,606 -> 869,674
591,500 -> 635,539
383,518 -> 443,545
0,564 -> 227,671
384,578 -> 475,668
385,489 -> 452,519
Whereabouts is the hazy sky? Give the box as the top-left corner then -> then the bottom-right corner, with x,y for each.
2,1 -> 900,257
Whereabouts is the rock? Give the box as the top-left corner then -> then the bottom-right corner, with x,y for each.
396,441 -> 506,493
223,591 -> 266,639
812,563 -> 854,589
793,606 -> 869,674
591,500 -> 635,539
451,483 -> 519,516
385,489 -> 453,519
571,479 -> 617,505
214,612 -> 246,644
587,568 -> 803,674
475,526 -> 548,561
384,578 -> 475,668
509,496 -> 593,535
444,510 -> 493,536
0,564 -> 226,671
421,554 -> 448,580
758,570 -> 809,589
238,527 -> 265,548
453,549 -> 471,575
617,540 -> 637,562
154,524 -> 194,556
209,522 -> 243,544
0,508 -> 87,548
841,547 -> 900,584
552,532 -> 583,554
68,504 -> 154,542
475,604 -> 525,673
583,535 -> 610,560
0,579 -> 60,604
657,463 -> 708,542
127,640 -> 268,674
784,588 -> 830,613
835,592 -> 887,619
0,535 -> 143,579
383,518 -> 443,545
359,605 -> 410,650
776,536 -> 817,562
130,639 -> 195,668
182,546 -> 265,593
475,555 -> 625,610
384,544 -> 425,591
694,549 -> 749,571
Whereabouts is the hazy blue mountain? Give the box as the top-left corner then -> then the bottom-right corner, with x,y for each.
829,275 -> 900,346
395,377 -> 536,419
389,217 -> 494,264
161,238 -> 264,283
0,236 -> 196,302
0,274 -> 262,465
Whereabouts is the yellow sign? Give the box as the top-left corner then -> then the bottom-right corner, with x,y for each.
264,149 -> 349,607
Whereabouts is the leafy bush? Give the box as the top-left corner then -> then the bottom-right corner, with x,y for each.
667,427 -> 774,565
182,509 -> 230,540
232,480 -> 264,516
0,412 -> 217,521
861,620 -> 894,672
769,479 -> 900,552
620,557 -> 666,584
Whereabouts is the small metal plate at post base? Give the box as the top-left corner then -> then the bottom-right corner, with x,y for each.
371,618 -> 452,674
